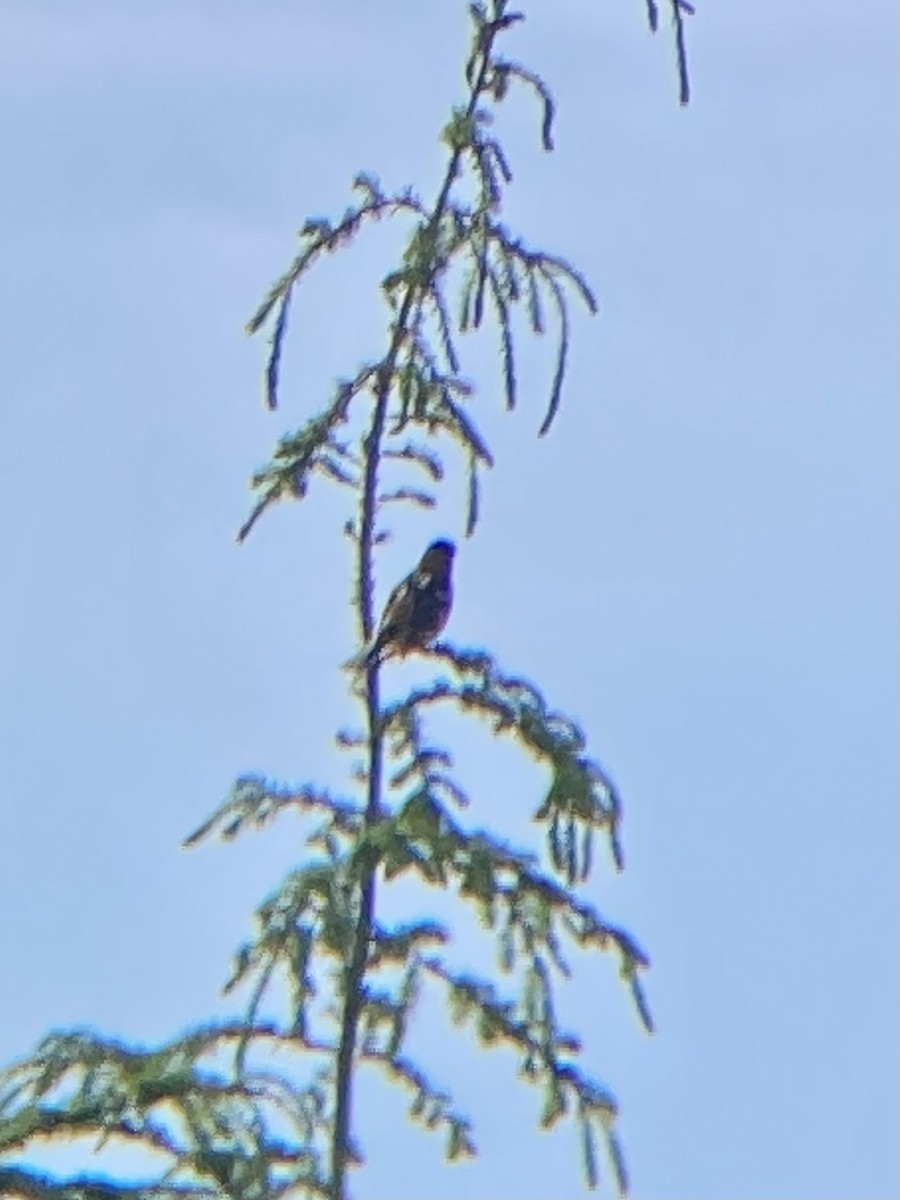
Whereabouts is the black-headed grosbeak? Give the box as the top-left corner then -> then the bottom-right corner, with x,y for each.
351,539 -> 455,669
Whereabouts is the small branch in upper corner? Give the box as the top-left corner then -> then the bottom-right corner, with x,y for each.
670,0 -> 693,106
645,0 -> 694,106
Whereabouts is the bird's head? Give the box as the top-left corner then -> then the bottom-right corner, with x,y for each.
421,539 -> 456,572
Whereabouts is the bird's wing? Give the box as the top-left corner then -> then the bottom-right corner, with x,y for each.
378,574 -> 416,638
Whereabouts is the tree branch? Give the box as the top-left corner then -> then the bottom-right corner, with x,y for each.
327,14 -> 511,1198
0,1165 -> 217,1200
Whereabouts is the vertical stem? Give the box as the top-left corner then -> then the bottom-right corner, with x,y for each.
328,17 -> 503,1198
328,368 -> 394,1199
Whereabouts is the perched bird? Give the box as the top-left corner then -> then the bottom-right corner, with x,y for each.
350,539 -> 455,670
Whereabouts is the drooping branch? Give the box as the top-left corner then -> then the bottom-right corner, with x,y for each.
644,0 -> 695,106
240,4 -> 602,552
0,1165 -> 219,1200
384,643 -> 625,877
0,1026 -> 332,1199
247,179 -> 427,412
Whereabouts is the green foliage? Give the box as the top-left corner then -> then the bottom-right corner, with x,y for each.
0,1025 -> 331,1198
1,2 -> 692,1198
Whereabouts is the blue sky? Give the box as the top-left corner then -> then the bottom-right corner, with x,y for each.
1,2 -> 897,1198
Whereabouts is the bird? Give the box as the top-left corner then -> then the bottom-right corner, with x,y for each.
348,539 -> 456,670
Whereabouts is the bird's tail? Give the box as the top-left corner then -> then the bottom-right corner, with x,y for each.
341,639 -> 381,673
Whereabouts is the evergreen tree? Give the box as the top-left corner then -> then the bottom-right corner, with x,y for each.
0,3 -> 692,1197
